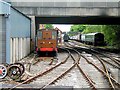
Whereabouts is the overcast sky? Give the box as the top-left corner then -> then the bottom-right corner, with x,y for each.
53,24 -> 72,32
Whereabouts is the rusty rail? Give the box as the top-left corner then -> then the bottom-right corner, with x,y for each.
40,64 -> 76,90
63,44 -> 97,90
65,41 -> 117,89
10,48 -> 70,89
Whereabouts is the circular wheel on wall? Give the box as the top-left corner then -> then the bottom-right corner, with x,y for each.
14,63 -> 25,75
7,65 -> 22,80
0,65 -> 7,79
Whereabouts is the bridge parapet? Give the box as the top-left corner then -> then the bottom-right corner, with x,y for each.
10,1 -> 119,8
8,0 -> 120,16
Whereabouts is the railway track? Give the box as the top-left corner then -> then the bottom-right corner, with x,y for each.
72,41 -> 120,69
64,47 -> 96,89
7,41 -> 119,89
70,41 -> 120,87
40,46 -> 97,89
30,51 -> 75,88
10,48 -> 71,89
70,40 -> 120,70
10,46 -> 97,89
65,41 -> 120,89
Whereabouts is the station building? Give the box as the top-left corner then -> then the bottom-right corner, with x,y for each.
0,1 -> 31,64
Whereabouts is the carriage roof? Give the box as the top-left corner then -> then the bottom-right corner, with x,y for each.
83,32 -> 103,36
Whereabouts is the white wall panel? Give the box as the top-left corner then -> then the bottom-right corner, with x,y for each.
18,38 -> 20,60
28,38 -> 30,54
13,38 -> 16,63
24,38 -> 25,58
20,38 -> 23,59
27,38 -> 30,55
25,38 -> 27,57
10,38 -> 13,63
22,38 -> 25,58
15,38 -> 18,62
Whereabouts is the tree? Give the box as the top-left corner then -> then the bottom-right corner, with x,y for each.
71,24 -> 120,49
70,25 -> 86,32
102,25 -> 120,49
45,24 -> 54,29
82,25 -> 103,34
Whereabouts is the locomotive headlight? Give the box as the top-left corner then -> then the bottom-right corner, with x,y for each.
49,42 -> 51,44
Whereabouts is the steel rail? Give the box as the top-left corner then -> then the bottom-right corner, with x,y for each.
66,41 -> 116,89
40,64 -> 76,90
70,40 -> 120,88
80,47 -> 120,88
90,49 -> 120,67
63,44 -> 97,90
101,58 -> 120,69
71,40 -> 120,67
10,48 -> 70,90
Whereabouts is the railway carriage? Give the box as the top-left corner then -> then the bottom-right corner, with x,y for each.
70,32 -> 104,46
36,29 -> 58,57
81,32 -> 104,46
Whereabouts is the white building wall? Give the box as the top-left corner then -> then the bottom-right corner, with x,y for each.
10,37 -> 30,63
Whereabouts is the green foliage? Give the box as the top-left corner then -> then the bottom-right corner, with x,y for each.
102,25 -> 120,49
70,25 -> 86,32
70,25 -> 120,49
45,24 -> 54,29
82,25 -> 104,34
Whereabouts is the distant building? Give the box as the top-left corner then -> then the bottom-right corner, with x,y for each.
55,27 -> 62,44
39,24 -> 45,29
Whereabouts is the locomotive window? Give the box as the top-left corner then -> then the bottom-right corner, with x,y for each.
52,31 -> 57,39
37,31 -> 42,39
86,35 -> 94,41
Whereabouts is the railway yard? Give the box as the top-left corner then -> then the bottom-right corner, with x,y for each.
1,1 -> 120,90
1,40 -> 120,90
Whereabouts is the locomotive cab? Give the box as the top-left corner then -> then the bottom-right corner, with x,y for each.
95,33 -> 104,46
63,33 -> 69,42
36,29 -> 58,57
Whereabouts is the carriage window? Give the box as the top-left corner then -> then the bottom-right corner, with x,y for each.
52,31 -> 57,39
37,31 -> 42,39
